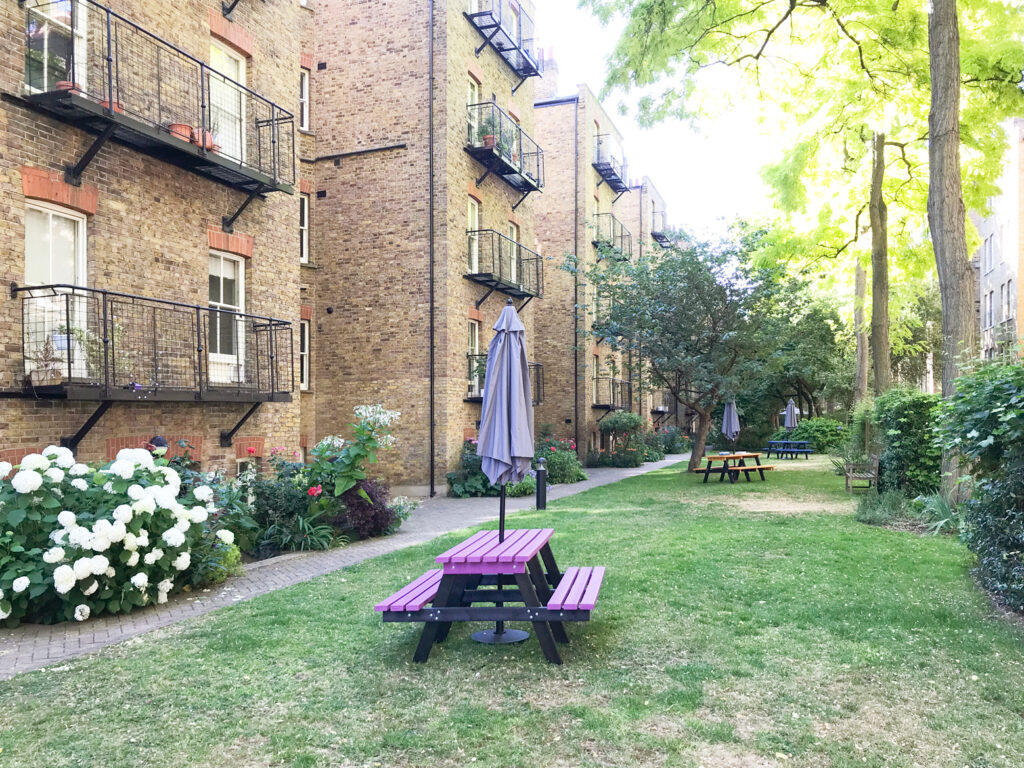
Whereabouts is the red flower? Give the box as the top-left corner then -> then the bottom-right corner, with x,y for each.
308,485 -> 322,497
550,446 -> 556,451
247,446 -> 256,455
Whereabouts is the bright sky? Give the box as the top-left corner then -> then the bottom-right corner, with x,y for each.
534,0 -> 779,236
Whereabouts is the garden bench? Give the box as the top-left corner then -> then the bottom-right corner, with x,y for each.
375,530 -> 605,664
696,453 -> 771,483
845,456 -> 880,492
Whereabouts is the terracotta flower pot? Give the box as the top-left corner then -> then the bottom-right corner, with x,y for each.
169,123 -> 193,142
56,81 -> 82,94
483,134 -> 496,148
99,99 -> 124,114
192,129 -> 215,151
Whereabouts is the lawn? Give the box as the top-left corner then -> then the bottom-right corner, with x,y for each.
2,457 -> 1024,767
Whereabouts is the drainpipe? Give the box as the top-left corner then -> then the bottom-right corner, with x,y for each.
427,0 -> 436,496
573,98 -> 580,456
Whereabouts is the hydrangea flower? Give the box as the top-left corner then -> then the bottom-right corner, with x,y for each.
45,468 -> 66,483
189,507 -> 208,524
216,529 -> 235,545
12,576 -> 30,593
11,470 -> 42,494
43,547 -> 65,564
67,526 -> 93,549
90,555 -> 109,575
107,460 -> 134,480
81,580 -> 98,596
143,549 -> 165,566
74,604 -> 90,621
115,448 -> 154,469
127,484 -> 145,500
162,528 -> 186,548
108,521 -> 127,543
126,551 -> 140,568
73,558 -> 94,580
19,453 -> 50,472
172,552 -> 190,571
53,565 -> 76,594
0,461 -> 11,479
193,485 -> 214,502
112,505 -> 133,524
69,463 -> 89,477
130,572 -> 149,590
158,579 -> 173,594
70,478 -> 88,491
132,497 -> 157,515
57,510 -> 77,528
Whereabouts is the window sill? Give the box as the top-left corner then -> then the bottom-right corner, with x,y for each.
299,128 -> 316,136
300,261 -> 319,269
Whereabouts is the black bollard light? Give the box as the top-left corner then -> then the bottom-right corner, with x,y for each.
536,456 -> 547,510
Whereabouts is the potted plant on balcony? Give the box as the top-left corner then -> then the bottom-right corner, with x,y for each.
56,80 -> 82,95
476,114 -> 498,149
168,122 -> 193,142
26,334 -> 64,387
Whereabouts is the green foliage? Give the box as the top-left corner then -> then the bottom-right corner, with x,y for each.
769,418 -> 845,453
261,509 -> 336,552
447,440 -> 500,498
586,448 -> 644,468
640,432 -> 666,462
597,410 -> 643,446
507,474 -> 537,498
872,389 -> 941,496
535,436 -> 588,484
847,398 -> 877,459
855,490 -> 914,527
188,542 -> 242,587
942,362 -> 1024,610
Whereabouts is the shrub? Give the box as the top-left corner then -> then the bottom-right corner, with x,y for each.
188,541 -> 242,586
338,479 -> 399,539
640,432 -> 666,462
535,436 -> 587,484
656,425 -> 691,454
598,411 -> 643,448
447,441 -> 500,497
769,417 -> 846,453
873,389 -> 941,496
586,448 -> 644,468
855,490 -> 914,526
0,446 -> 217,627
942,362 -> 1024,610
507,473 -> 537,497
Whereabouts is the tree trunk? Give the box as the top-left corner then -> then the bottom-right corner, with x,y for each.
869,131 -> 892,395
928,0 -> 976,498
854,259 -> 869,400
688,410 -> 711,471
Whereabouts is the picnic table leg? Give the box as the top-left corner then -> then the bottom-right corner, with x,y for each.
738,458 -> 752,483
413,574 -> 463,663
527,555 -> 569,644
539,543 -> 562,587
702,459 -> 712,484
718,461 -> 729,483
514,571 -> 562,664
436,574 -> 481,644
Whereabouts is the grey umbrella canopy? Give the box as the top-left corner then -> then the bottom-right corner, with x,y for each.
473,300 -> 535,645
722,401 -> 741,442
477,301 -> 535,491
784,398 -> 798,431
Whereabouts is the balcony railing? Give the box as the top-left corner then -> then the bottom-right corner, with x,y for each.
593,134 -> 628,193
651,389 -> 678,424
592,213 -> 632,260
23,0 -> 294,194
593,377 -> 631,409
466,229 -> 543,298
464,0 -> 539,82
7,284 -> 293,402
466,102 -> 544,194
466,353 -> 543,405
650,210 -> 671,247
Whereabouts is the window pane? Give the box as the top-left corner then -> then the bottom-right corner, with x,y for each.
25,208 -> 51,284
221,260 -> 238,308
299,196 -> 307,227
51,213 -> 77,280
219,312 -> 237,355
208,256 -> 221,303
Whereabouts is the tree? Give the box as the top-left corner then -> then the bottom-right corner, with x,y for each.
581,233 -> 775,470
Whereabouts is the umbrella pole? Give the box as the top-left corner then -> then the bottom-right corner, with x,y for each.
496,483 -> 506,636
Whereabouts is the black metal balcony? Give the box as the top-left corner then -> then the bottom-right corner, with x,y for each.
650,210 -> 671,247
466,229 -> 543,299
22,0 -> 295,197
593,377 -> 631,410
593,134 -> 628,193
6,284 -> 293,403
592,213 -> 632,260
465,354 -> 543,405
464,0 -> 539,88
466,102 -> 544,200
651,389 -> 677,424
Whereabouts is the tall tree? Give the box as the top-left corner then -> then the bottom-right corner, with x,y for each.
854,260 -> 869,400
869,131 -> 891,393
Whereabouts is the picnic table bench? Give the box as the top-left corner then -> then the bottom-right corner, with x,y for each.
695,452 -> 773,483
763,440 -> 814,459
375,529 -> 604,665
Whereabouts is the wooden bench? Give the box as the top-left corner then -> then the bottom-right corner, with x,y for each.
737,465 -> 774,481
845,456 -> 879,492
374,569 -> 443,613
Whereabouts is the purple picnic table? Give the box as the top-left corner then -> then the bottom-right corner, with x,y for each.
375,528 -> 604,664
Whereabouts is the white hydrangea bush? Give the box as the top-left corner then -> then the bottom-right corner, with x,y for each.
0,445 -> 216,626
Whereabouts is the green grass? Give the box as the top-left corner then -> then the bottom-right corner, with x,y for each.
2,457 -> 1024,767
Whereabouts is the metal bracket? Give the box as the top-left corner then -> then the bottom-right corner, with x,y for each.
474,286 -> 496,309
511,76 -> 528,95
65,123 -> 116,186
60,401 -> 113,454
596,177 -> 605,189
612,189 -> 628,205
222,190 -> 259,233
475,26 -> 501,57
220,402 -> 261,447
518,296 -> 533,312
511,190 -> 531,211
475,165 -> 494,188
596,408 -> 613,423
221,0 -> 243,18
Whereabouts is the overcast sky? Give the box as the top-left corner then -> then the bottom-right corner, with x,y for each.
533,0 -> 778,236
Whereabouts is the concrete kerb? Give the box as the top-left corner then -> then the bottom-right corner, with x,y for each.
0,454 -> 688,680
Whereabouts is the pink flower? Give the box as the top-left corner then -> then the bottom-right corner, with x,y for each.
308,485 -> 322,497
247,446 -> 256,455
550,446 -> 556,451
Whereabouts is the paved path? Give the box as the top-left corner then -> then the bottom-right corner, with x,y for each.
0,455 -> 686,680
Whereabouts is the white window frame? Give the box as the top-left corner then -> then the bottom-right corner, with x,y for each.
467,197 -> 480,272
25,1 -> 87,93
25,200 -> 87,285
299,193 -> 310,263
208,250 -> 246,384
299,68 -> 310,131
209,41 -> 247,164
299,319 -> 310,390
507,221 -> 519,283
468,319 -> 482,397
467,78 -> 481,142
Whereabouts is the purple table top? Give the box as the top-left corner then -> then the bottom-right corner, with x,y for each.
435,528 -> 555,574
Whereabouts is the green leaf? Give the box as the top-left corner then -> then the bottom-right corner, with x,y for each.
5,508 -> 26,528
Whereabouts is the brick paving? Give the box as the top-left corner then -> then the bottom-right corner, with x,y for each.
0,456 -> 685,680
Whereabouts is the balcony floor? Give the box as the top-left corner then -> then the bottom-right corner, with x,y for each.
465,271 -> 538,299
8,381 -> 291,404
465,145 -> 541,194
592,161 -> 629,194
25,91 -> 292,196
651,231 -> 672,247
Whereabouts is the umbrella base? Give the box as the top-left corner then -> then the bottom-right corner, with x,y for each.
471,628 -> 530,645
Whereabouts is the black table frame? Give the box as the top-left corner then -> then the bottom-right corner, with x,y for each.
701,454 -> 767,484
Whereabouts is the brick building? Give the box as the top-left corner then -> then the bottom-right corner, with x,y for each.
301,0 -> 544,493
1,0 -> 302,469
532,81 -> 634,455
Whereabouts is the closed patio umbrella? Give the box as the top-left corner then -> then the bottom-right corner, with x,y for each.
784,398 -> 798,431
722,400 -> 741,448
474,299 -> 535,644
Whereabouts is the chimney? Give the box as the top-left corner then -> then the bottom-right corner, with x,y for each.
536,47 -> 560,101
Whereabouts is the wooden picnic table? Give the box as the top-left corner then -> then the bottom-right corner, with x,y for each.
375,528 -> 605,665
697,452 -> 773,484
